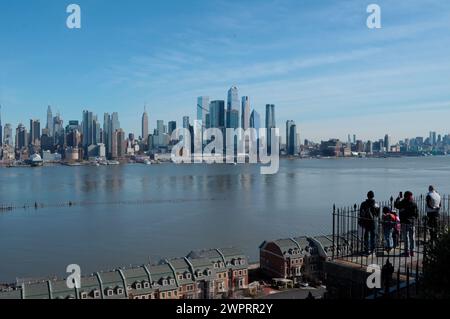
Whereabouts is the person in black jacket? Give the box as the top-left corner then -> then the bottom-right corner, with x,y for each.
359,191 -> 380,255
394,191 -> 419,257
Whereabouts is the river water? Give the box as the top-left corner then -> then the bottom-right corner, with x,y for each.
1,156 -> 449,282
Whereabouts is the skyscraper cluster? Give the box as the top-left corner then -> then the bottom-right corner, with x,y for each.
0,85 -> 303,162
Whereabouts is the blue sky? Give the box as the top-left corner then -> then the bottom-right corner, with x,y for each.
0,0 -> 449,142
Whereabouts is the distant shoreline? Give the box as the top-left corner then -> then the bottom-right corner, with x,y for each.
0,153 -> 447,168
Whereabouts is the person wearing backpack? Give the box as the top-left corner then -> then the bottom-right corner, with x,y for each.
394,191 -> 419,257
359,191 -> 380,255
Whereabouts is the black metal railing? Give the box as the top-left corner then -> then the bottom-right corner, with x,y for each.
331,194 -> 450,298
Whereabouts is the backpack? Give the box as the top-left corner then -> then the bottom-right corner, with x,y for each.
359,202 -> 376,228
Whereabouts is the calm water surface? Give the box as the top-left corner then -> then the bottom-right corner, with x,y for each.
1,157 -> 450,282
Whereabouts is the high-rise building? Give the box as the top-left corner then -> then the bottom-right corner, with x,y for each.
241,97 -> 250,130
286,120 -> 295,152
82,111 -> 94,148
288,124 -> 297,156
53,113 -> 64,146
111,128 -> 125,159
46,105 -> 53,137
29,119 -> 41,146
111,112 -> 120,133
93,116 -> 101,145
209,100 -> 225,129
384,134 -> 390,152
142,107 -> 149,142
168,121 -> 177,136
430,131 -> 437,146
227,86 -> 239,128
103,113 -> 111,156
157,120 -> 165,134
265,104 -> 276,153
227,86 -> 239,111
197,96 -> 210,127
183,116 -> 190,129
228,109 -> 239,129
15,123 -> 27,150
3,123 -> 13,146
250,110 -> 261,130
109,112 -> 120,157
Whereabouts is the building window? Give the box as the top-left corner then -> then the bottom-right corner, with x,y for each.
143,282 -> 150,289
106,289 -> 113,296
135,282 -> 142,289
80,292 -> 88,299
168,291 -> 172,298
117,288 -> 124,295
162,279 -> 168,286
178,275 -> 183,280
170,279 -> 176,285
186,273 -> 191,279
93,290 -> 100,298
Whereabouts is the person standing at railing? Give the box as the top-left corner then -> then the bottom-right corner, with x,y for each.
359,191 -> 380,255
395,191 -> 419,257
426,185 -> 441,244
382,207 -> 396,253
392,209 -> 401,249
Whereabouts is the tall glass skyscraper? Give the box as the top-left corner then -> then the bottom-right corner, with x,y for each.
228,109 -> 239,129
227,86 -> 239,128
103,113 -> 111,156
197,96 -> 210,127
265,104 -> 276,154
15,123 -> 27,150
46,105 -> 53,137
3,123 -> 13,146
168,121 -> 177,135
250,110 -> 261,130
227,86 -> 240,111
241,96 -> 250,130
183,116 -> 190,129
286,120 -> 295,151
82,111 -> 94,148
209,100 -> 225,129
286,121 -> 297,155
29,119 -> 41,146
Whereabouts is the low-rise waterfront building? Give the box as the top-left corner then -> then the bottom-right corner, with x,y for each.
259,235 -> 337,284
0,247 -> 249,300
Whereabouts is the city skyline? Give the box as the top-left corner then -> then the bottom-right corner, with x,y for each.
1,93 -> 450,148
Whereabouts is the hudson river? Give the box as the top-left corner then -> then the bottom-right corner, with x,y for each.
1,157 -> 449,282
